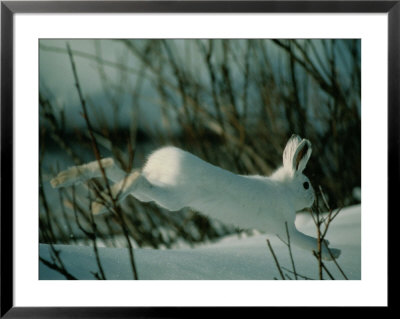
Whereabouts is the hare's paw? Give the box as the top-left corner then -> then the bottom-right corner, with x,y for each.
50,158 -> 115,188
50,167 -> 82,188
321,247 -> 341,261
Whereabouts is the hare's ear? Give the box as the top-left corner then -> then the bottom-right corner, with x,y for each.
294,139 -> 312,173
282,134 -> 312,174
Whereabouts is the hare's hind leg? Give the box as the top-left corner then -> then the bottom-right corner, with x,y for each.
133,177 -> 184,211
51,158 -> 125,188
91,170 -> 142,214
288,226 -> 341,261
92,172 -> 184,215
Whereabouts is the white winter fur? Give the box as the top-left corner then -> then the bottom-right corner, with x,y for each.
140,147 -> 289,231
51,135 -> 341,260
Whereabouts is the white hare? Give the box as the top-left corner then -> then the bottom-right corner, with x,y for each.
51,134 -> 341,260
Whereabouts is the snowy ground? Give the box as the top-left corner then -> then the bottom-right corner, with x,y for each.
39,205 -> 360,280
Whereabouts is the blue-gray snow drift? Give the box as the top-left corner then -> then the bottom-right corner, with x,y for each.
51,134 -> 341,260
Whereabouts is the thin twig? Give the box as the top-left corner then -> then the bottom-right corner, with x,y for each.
312,252 -> 335,280
88,198 -> 107,280
115,209 -> 140,280
57,188 -> 76,243
40,229 -> 77,280
71,187 -> 106,279
281,267 -> 315,280
39,257 -> 77,280
323,242 -> 349,280
67,42 -> 139,279
284,222 -> 298,280
314,208 -> 323,280
266,239 -> 285,280
318,187 -> 348,280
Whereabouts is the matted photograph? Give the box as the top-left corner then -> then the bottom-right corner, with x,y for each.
39,39 -> 361,280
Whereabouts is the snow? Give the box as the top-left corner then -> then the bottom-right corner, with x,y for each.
39,205 -> 360,280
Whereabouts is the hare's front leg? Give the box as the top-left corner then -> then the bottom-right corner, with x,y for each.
287,226 -> 341,261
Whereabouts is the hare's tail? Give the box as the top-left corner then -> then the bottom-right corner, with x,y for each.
50,158 -> 125,188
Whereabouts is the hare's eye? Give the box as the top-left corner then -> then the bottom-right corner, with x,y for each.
303,182 -> 309,190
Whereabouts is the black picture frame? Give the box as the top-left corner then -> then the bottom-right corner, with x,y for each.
1,1 -> 395,317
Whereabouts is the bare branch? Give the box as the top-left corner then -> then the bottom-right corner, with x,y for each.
266,239 -> 285,280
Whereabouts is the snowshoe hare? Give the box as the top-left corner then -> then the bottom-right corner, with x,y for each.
51,134 -> 341,260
